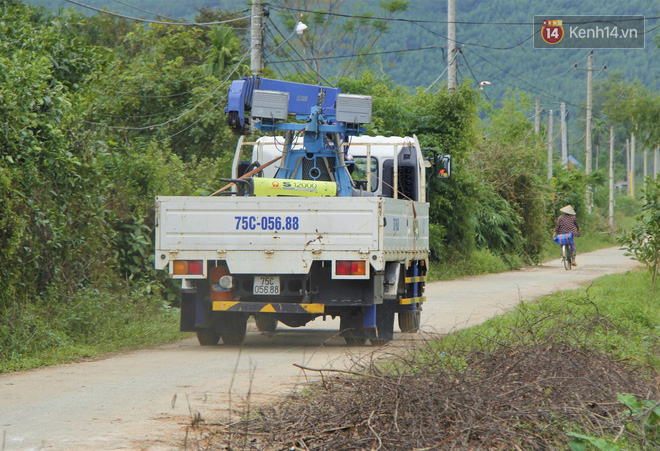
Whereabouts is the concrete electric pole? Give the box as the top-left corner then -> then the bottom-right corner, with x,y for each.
548,110 -> 554,179
626,138 -> 630,196
534,97 -> 541,135
631,132 -> 635,198
250,0 -> 263,75
560,102 -> 567,166
447,0 -> 457,92
609,126 -> 614,229
585,52 -> 593,212
644,146 -> 648,192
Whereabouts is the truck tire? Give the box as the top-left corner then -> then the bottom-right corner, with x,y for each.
398,310 -> 421,333
255,314 -> 278,333
221,313 -> 248,346
196,330 -> 221,346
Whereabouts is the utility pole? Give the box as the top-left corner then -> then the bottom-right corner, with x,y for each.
560,102 -> 567,166
534,97 -> 541,135
547,110 -> 553,179
447,0 -> 457,93
643,146 -> 648,192
626,138 -> 630,195
609,126 -> 614,229
630,132 -> 635,198
250,0 -> 263,75
585,52 -> 593,212
655,146 -> 659,180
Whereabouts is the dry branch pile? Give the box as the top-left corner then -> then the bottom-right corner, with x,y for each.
202,343 -> 658,450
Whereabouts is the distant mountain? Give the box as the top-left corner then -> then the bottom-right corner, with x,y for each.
28,0 -> 659,115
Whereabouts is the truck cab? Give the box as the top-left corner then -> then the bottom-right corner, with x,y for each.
235,135 -> 428,201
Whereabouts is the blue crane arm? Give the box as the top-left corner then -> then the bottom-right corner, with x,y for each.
225,76 -> 372,197
225,76 -> 341,133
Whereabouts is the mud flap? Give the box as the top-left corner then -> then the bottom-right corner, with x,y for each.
193,279 -> 213,329
340,309 -> 375,340
375,299 -> 395,341
180,291 -> 196,332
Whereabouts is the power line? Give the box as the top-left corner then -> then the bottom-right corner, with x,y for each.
463,47 -> 583,110
263,27 -> 309,76
268,5 -> 659,26
270,3 -> 659,26
412,20 -> 535,50
110,0 -> 176,20
460,50 -> 493,103
266,16 -> 334,86
269,44 -> 445,63
64,0 -> 251,27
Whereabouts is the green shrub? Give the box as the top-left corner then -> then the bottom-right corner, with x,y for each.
615,194 -> 643,217
429,249 -> 514,280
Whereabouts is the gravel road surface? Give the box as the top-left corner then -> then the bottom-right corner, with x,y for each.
0,247 -> 641,450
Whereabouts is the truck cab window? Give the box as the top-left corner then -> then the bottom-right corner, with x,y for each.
351,156 -> 379,192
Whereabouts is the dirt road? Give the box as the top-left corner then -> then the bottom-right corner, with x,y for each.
0,247 -> 641,450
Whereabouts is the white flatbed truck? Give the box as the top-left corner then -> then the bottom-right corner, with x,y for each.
155,135 -> 440,346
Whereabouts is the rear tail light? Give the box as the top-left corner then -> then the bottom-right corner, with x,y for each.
172,260 -> 204,275
335,260 -> 366,276
351,261 -> 366,275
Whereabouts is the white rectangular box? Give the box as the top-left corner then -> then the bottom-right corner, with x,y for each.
336,94 -> 372,124
252,90 -> 289,120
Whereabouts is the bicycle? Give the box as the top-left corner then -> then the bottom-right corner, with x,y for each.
561,243 -> 575,270
554,232 -> 575,271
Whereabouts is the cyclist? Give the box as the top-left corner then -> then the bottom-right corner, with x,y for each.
553,205 -> 581,266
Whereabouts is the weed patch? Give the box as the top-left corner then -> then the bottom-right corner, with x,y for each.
0,281 -> 183,373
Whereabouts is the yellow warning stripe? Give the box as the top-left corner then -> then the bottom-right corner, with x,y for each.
212,301 -> 325,314
405,275 -> 427,283
300,303 -> 325,314
260,304 -> 277,313
399,296 -> 426,305
212,301 -> 239,311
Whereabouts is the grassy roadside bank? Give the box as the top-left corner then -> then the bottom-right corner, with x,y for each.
205,269 -> 659,450
0,282 -> 184,373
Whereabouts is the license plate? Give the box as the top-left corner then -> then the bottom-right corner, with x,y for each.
253,276 -> 280,295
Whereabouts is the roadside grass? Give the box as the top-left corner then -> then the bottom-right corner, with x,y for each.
432,269 -> 659,369
0,281 -> 184,373
207,269 -> 659,450
428,248 -> 523,281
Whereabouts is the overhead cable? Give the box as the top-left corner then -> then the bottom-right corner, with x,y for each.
64,0 -> 251,27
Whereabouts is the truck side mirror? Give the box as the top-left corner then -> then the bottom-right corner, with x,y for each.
436,154 -> 451,178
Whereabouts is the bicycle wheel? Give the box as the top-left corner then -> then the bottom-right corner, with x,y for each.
562,245 -> 571,270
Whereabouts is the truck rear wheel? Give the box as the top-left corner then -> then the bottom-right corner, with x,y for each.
221,313 -> 248,346
255,314 -> 278,333
196,330 -> 221,346
398,310 -> 421,333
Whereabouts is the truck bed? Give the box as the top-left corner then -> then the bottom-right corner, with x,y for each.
155,196 -> 428,274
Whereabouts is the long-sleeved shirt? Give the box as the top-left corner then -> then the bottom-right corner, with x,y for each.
555,214 -> 581,237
